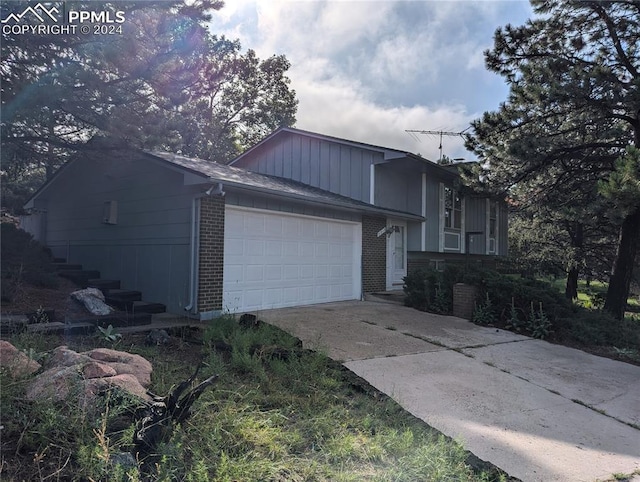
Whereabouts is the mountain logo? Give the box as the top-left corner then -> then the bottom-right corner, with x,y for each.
1,3 -> 60,23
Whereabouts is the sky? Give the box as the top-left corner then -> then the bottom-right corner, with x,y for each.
207,0 -> 533,162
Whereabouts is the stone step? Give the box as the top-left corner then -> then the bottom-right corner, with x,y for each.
87,279 -> 121,294
58,269 -> 101,286
53,262 -> 83,271
132,301 -> 166,314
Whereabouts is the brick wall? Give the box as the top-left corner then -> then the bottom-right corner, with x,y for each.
198,195 -> 225,313
452,283 -> 477,320
362,215 -> 387,292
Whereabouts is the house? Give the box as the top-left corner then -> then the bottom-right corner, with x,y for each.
22,128 -> 507,319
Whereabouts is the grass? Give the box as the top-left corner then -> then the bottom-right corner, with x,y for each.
0,318 -> 509,481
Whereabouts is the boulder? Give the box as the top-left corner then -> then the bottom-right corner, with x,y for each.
0,340 -> 41,378
45,345 -> 91,368
87,348 -> 153,387
25,346 -> 153,404
71,288 -> 114,316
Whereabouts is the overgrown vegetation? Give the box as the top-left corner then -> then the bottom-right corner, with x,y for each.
404,266 -> 640,358
0,223 -> 58,303
1,320 -> 508,481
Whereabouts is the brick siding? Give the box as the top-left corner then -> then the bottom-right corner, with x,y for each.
362,215 -> 387,292
452,283 -> 477,320
198,195 -> 225,313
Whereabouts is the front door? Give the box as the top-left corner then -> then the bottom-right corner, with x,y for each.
386,219 -> 407,290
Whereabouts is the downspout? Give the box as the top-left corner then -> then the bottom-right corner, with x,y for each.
184,196 -> 200,314
184,182 -> 225,315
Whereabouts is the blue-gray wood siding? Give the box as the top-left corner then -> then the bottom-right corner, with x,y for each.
41,156 -> 196,314
424,177 -> 441,252
465,197 -> 487,255
233,132 -> 382,203
224,191 -> 361,223
374,163 -> 423,216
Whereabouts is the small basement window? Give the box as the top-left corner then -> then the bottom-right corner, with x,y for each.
103,200 -> 118,224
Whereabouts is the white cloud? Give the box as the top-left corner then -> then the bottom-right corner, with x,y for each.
292,69 -> 474,161
206,1 -> 533,159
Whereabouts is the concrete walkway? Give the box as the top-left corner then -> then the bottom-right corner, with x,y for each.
258,300 -> 640,482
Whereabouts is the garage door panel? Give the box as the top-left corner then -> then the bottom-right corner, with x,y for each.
223,207 -> 361,313
265,266 -> 283,281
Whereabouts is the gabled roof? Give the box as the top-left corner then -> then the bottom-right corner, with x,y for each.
23,146 -> 423,221
148,151 -> 423,221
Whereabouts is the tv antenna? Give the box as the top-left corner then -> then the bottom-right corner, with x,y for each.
406,127 -> 471,162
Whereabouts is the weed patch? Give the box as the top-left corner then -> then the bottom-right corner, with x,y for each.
0,320 -> 510,481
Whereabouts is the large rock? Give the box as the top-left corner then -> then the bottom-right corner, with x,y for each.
26,346 -> 153,404
0,340 -> 41,378
71,288 -> 114,316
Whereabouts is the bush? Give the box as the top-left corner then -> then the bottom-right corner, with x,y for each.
1,223 -> 58,301
404,265 -> 640,348
405,266 -> 575,340
403,265 -> 465,314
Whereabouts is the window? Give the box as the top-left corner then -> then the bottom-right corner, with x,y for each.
444,187 -> 462,230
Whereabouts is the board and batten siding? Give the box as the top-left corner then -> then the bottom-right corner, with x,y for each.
234,132 -> 381,204
465,197 -> 488,255
41,155 -> 196,313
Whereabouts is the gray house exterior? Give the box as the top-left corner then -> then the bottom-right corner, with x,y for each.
23,128 -> 507,319
231,127 -> 508,274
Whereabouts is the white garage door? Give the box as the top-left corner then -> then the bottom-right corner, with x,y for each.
223,206 -> 362,312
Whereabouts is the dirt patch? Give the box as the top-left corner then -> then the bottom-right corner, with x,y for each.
0,277 -> 87,321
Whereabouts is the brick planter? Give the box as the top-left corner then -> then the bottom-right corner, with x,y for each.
453,283 -> 477,320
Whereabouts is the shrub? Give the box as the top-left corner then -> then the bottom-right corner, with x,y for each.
405,266 -> 575,340
403,265 -> 465,314
1,223 -> 58,301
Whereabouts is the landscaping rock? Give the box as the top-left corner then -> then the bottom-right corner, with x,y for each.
86,348 -> 152,387
45,345 -> 91,368
25,346 -> 152,405
71,288 -> 114,316
145,329 -> 170,346
0,340 -> 41,378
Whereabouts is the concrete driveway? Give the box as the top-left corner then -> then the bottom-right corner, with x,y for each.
258,300 -> 640,482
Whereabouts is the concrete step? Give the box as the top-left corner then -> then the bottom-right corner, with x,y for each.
58,270 -> 101,287
132,301 -> 166,314
87,279 -> 121,294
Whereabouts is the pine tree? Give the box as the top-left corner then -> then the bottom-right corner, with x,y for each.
465,0 -> 640,319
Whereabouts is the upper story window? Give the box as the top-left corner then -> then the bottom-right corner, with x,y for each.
444,187 -> 462,230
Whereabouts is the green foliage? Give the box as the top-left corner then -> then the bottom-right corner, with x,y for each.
599,146 -> 640,222
2,321 -> 504,481
0,223 -> 58,302
403,265 -> 465,314
1,0 -> 297,212
527,303 -> 552,340
406,266 -> 577,340
472,293 -> 496,325
465,0 -> 640,320
96,324 -> 123,345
